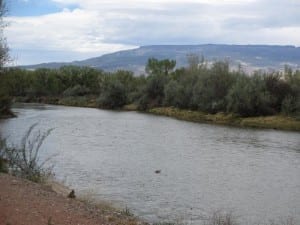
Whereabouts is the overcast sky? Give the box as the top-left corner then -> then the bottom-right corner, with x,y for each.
4,0 -> 300,65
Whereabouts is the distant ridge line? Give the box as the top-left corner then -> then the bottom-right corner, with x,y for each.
19,44 -> 300,74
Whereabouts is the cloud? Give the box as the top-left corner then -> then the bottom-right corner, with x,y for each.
5,8 -> 137,64
4,0 -> 300,65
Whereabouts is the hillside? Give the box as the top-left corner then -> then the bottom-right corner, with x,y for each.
21,44 -> 300,74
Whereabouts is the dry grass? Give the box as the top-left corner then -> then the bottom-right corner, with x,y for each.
123,104 -> 139,111
149,107 -> 300,131
76,190 -> 142,225
58,96 -> 98,108
203,211 -> 238,225
240,115 -> 300,131
78,190 -> 116,212
149,107 -> 239,125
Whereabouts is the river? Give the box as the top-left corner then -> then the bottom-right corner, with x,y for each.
0,104 -> 299,224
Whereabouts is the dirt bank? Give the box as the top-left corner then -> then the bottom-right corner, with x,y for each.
0,173 -> 143,225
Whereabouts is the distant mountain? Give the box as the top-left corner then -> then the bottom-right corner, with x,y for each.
20,44 -> 300,74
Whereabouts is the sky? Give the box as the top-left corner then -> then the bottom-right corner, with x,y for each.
4,0 -> 300,65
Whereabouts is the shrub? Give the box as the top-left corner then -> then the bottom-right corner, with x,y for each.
0,138 -> 8,172
0,124 -> 54,182
97,81 -> 127,109
281,95 -> 296,116
0,95 -> 13,117
226,75 -> 273,117
121,207 -> 134,217
63,84 -> 91,96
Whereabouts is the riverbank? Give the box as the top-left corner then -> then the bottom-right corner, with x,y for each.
0,173 -> 144,225
1,173 -> 297,225
14,97 -> 300,131
149,107 -> 300,131
0,108 -> 15,119
0,112 -> 15,119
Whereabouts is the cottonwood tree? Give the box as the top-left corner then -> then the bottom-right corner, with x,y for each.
0,0 -> 8,71
146,58 -> 176,76
0,0 -> 11,117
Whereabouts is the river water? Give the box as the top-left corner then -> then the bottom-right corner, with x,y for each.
0,104 -> 299,224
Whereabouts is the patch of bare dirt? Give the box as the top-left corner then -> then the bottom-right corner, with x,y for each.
0,173 -> 144,225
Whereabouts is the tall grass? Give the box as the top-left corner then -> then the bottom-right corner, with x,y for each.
153,211 -> 297,225
204,211 -> 238,225
0,123 -> 54,182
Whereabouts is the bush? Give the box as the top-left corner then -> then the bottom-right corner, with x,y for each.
0,138 -> 8,172
97,81 -> 127,109
191,62 -> 234,113
164,80 -> 193,109
0,124 -> 54,182
226,75 -> 273,117
63,85 -> 91,96
281,95 -> 296,115
0,95 -> 13,117
164,80 -> 181,107
137,74 -> 167,110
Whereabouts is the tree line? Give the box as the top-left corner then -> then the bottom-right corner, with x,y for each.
1,56 -> 299,118
0,0 -> 11,117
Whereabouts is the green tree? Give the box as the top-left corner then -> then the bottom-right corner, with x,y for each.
146,58 -> 176,76
226,75 -> 272,117
263,73 -> 292,113
0,0 -> 11,117
0,0 -> 8,70
63,85 -> 90,97
283,68 -> 300,116
97,79 -> 127,109
3,68 -> 30,96
137,73 -> 167,109
192,61 -> 234,113
164,80 -> 181,107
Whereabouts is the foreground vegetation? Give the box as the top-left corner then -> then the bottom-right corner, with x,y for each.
0,0 -> 13,118
0,56 -> 299,130
0,124 -> 53,182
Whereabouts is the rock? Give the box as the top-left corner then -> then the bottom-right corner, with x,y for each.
68,189 -> 76,198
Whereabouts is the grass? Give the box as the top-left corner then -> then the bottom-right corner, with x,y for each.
240,115 -> 300,131
152,212 -> 297,225
202,212 -> 297,225
153,223 -> 176,225
58,96 -> 98,108
121,207 -> 135,217
0,123 -> 54,183
123,103 -> 139,111
204,211 -> 238,225
149,107 -> 300,131
78,193 -> 141,225
77,190 -> 117,212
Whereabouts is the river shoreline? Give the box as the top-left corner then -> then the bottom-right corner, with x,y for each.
149,107 -> 300,131
0,173 -> 145,225
1,104 -> 299,225
13,97 -> 300,132
0,109 -> 16,119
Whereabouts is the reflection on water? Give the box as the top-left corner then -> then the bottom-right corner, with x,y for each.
1,103 -> 300,224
